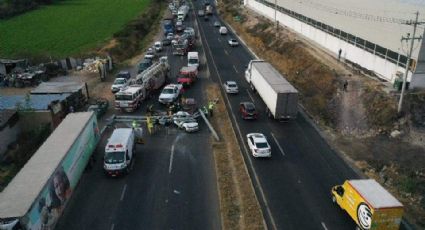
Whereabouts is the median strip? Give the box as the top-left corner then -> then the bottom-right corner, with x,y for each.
206,84 -> 265,230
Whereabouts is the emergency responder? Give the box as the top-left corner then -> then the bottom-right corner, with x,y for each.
208,101 -> 214,117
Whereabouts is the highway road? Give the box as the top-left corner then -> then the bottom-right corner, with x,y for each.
192,1 -> 360,229
56,9 -> 221,230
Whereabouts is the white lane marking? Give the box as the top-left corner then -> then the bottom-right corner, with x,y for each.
246,89 -> 256,103
110,223 -> 115,230
120,184 -> 128,201
218,37 -> 221,42
224,50 -> 229,56
233,65 -> 239,73
321,222 -> 328,230
197,18 -> 278,230
169,144 -> 175,174
270,132 -> 285,157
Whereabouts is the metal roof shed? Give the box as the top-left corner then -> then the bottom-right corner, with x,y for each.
30,82 -> 85,94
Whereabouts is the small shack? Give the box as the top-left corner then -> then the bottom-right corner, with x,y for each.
30,82 -> 89,110
0,59 -> 28,75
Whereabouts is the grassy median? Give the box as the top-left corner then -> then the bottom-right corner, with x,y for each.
206,84 -> 265,230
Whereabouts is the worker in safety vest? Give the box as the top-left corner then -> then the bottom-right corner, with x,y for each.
208,101 -> 214,117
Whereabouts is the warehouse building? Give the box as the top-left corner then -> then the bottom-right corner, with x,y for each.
244,0 -> 425,89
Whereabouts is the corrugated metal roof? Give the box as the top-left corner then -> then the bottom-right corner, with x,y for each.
31,82 -> 84,94
271,0 -> 425,56
0,94 -> 70,110
0,112 -> 94,219
349,179 -> 403,209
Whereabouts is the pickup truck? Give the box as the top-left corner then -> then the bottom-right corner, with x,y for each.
158,84 -> 183,104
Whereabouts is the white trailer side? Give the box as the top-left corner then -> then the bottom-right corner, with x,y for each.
0,112 -> 100,230
247,60 -> 298,119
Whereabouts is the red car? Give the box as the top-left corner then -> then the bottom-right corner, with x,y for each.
239,102 -> 258,119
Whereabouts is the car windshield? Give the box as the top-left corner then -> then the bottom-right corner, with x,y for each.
104,151 -> 125,164
188,58 -> 198,64
256,142 -> 268,148
162,88 -> 174,94
115,94 -> 133,101
228,83 -> 237,87
114,79 -> 125,84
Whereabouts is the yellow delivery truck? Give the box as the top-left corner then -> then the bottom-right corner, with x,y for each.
331,179 -> 403,230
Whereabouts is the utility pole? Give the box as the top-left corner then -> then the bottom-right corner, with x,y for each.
397,11 -> 424,114
274,0 -> 278,38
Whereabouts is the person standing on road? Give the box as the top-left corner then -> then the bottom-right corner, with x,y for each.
343,80 -> 348,92
338,48 -> 342,61
208,101 -> 214,117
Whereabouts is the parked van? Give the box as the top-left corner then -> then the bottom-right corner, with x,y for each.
219,26 -> 228,35
332,179 -> 403,230
114,85 -> 145,112
187,52 -> 199,69
104,128 -> 135,177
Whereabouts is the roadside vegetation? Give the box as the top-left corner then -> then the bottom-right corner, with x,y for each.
0,0 -> 150,59
0,0 -> 55,19
207,84 -> 264,230
218,0 -> 425,227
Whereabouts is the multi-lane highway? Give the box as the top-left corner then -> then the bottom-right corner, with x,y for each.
56,9 -> 221,230
191,1 -> 361,229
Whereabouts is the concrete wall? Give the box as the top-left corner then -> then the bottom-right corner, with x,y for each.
244,0 -> 420,86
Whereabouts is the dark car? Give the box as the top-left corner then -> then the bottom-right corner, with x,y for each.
162,38 -> 172,46
138,59 -> 152,73
240,102 -> 258,119
116,71 -> 131,80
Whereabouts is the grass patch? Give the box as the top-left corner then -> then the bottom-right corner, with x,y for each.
0,0 -> 150,59
206,84 -> 264,230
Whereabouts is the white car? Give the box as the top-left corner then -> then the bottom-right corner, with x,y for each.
158,84 -> 183,104
223,81 -> 239,94
173,111 -> 199,132
154,41 -> 163,52
246,133 -> 271,158
219,26 -> 228,35
228,38 -> 239,47
111,78 -> 128,93
144,48 -> 155,59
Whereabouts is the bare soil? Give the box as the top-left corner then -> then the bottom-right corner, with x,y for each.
219,2 -> 425,227
206,84 -> 264,230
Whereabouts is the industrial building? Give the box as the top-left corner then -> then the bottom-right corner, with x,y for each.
244,0 -> 425,88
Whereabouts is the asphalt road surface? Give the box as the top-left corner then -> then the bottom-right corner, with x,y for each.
56,9 -> 220,230
192,1 -> 361,229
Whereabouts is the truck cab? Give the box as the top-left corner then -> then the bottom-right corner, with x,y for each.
114,85 -> 145,112
104,128 -> 135,177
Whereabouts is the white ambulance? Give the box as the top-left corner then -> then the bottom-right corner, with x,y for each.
104,128 -> 135,176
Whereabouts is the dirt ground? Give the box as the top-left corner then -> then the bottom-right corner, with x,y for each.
206,84 -> 264,230
219,3 -> 425,228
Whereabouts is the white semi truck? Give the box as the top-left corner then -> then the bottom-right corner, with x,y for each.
0,112 -> 100,230
245,60 -> 298,120
177,5 -> 189,21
